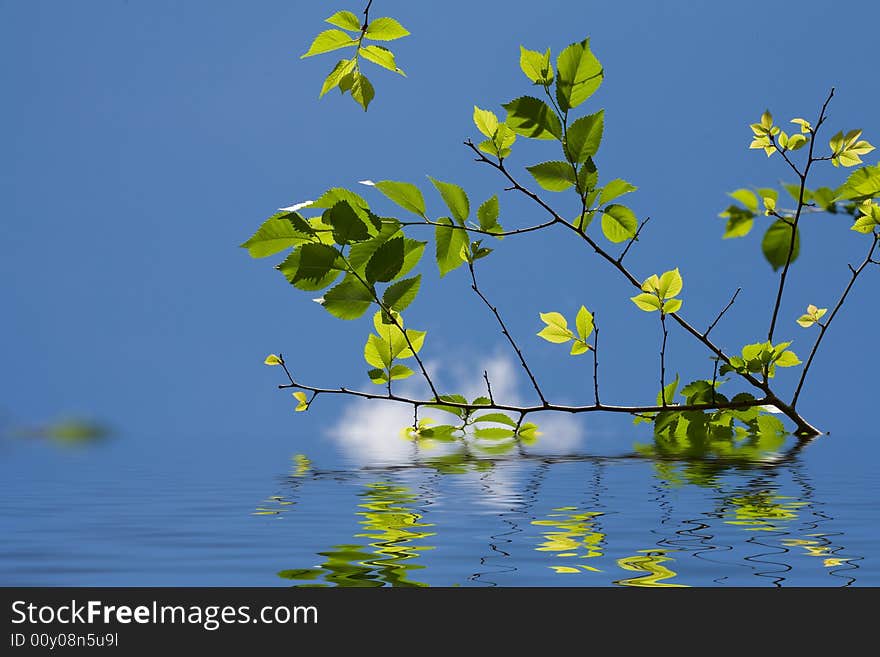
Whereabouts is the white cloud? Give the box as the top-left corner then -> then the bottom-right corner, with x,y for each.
326,352 -> 586,465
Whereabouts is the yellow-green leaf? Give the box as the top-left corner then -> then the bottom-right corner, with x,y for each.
473,106 -> 499,138
575,305 -> 594,341
658,268 -> 683,298
662,298 -> 683,314
264,354 -> 283,366
570,340 -> 590,355
631,293 -> 661,312
537,311 -> 574,343
301,29 -> 358,58
293,392 -> 309,412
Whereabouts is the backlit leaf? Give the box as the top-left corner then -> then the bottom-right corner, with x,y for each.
601,204 -> 638,243
375,180 -> 426,217
365,17 -> 410,41
301,29 -> 358,58
565,110 -> 604,162
761,220 -> 800,271
325,10 -> 361,31
382,275 -> 421,311
429,177 -> 470,223
434,218 -> 469,277
527,161 -> 576,192
502,96 -> 562,140
320,275 -> 374,319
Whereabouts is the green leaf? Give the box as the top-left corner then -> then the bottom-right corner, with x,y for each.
365,333 -> 392,369
526,161 -> 576,192
658,268 -> 683,298
400,238 -> 427,277
293,391 -> 309,412
599,179 -> 637,205
477,195 -> 502,234
575,306 -> 594,341
264,354 -> 282,366
720,206 -> 755,239
365,17 -> 410,41
631,293 -> 661,312
348,222 -> 401,273
836,164 -> 880,201
326,201 -> 370,244
473,412 -> 517,427
473,427 -> 516,440
428,394 -> 468,419
601,204 -> 638,243
350,73 -> 375,111
382,275 -> 421,312
519,46 -> 553,85
312,187 -> 370,213
657,374 -> 680,406
473,106 -> 499,138
325,10 -> 361,31
662,298 -> 683,314
241,212 -> 314,257
429,177 -> 470,223
365,236 -> 404,283
360,45 -> 405,75
320,275 -> 374,319
565,110 -> 604,162
434,218 -> 469,277
852,213 -> 879,234
292,243 -> 342,285
320,58 -> 357,97
761,220 -> 800,271
301,29 -> 358,58
728,189 -> 759,213
277,248 -> 342,291
537,311 -> 574,343
555,38 -> 603,112
389,364 -> 414,380
570,340 -> 589,355
374,180 -> 426,217
368,368 -> 388,384
775,350 -> 801,367
502,96 -> 562,140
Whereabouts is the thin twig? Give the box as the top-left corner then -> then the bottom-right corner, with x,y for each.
361,0 -> 374,29
659,313 -> 669,406
592,313 -> 600,406
618,217 -> 651,264
767,88 -> 835,343
483,370 -> 495,404
277,377 -> 773,416
705,287 -> 741,338
392,218 -> 557,238
468,262 -> 548,405
792,232 -> 879,408
711,358 -> 719,405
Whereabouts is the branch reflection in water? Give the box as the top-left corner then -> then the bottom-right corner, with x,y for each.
258,419 -> 860,586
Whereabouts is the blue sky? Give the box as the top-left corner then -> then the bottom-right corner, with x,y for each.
2,0 -> 878,472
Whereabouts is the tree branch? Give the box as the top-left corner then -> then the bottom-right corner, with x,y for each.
468,261 -> 548,405
592,313 -> 600,406
617,217 -> 651,264
705,287 -> 741,338
277,376 -> 774,417
392,218 -> 557,238
462,137 -> 824,437
659,312 -> 669,405
767,87 -> 834,343
792,232 -> 879,408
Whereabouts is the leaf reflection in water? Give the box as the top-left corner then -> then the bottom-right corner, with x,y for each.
278,481 -> 434,587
